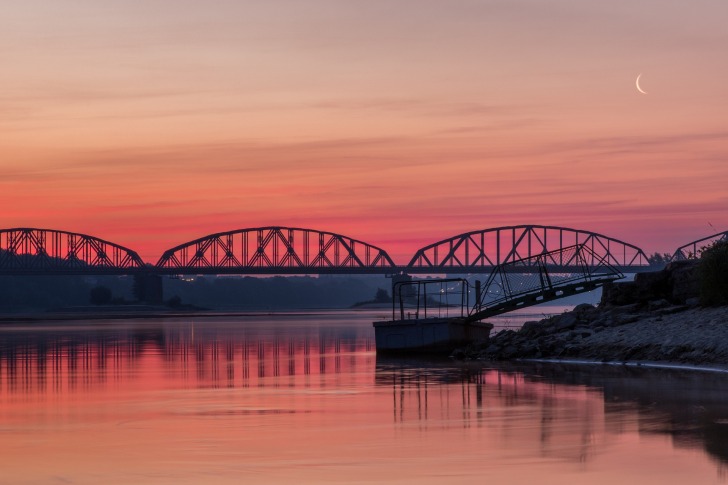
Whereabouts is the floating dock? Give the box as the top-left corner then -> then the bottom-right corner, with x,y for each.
373,317 -> 493,353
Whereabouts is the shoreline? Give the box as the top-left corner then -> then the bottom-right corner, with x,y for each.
456,303 -> 728,369
0,306 -> 391,324
517,357 -> 728,374
453,259 -> 728,370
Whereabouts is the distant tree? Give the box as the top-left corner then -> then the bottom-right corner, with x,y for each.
374,288 -> 390,302
698,240 -> 728,306
89,285 -> 113,305
166,295 -> 182,308
647,252 -> 673,266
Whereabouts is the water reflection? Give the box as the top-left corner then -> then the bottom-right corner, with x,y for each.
522,362 -> 728,467
1,317 -> 728,483
376,356 -> 728,470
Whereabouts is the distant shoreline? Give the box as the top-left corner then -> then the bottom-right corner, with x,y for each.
0,306 -> 388,323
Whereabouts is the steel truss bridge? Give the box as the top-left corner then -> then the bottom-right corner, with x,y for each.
0,224 -> 722,277
0,225 -> 655,276
1,224 -> 720,307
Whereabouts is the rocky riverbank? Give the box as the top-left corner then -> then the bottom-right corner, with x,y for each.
454,260 -> 728,366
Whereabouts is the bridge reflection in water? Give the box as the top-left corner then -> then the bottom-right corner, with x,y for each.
0,318 -> 376,393
1,317 -> 727,480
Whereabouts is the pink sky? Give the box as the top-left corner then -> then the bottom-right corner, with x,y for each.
2,1 -> 727,262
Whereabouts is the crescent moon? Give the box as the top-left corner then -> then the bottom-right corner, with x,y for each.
635,74 -> 648,95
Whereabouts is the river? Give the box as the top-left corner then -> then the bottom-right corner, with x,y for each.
1,311 -> 727,484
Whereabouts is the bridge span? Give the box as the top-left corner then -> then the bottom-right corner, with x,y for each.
0,228 -> 145,275
1,224 -> 722,307
0,225 -> 653,276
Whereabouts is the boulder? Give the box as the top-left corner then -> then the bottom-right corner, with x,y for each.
484,344 -> 501,354
574,303 -> 596,314
501,346 -> 519,359
634,269 -> 671,300
554,312 -> 578,331
601,261 -> 700,307
648,299 -> 671,311
667,260 -> 700,303
520,320 -> 543,336
608,303 -> 641,315
600,281 -> 639,306
686,297 -> 700,307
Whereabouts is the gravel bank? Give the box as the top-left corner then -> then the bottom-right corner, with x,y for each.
455,303 -> 728,366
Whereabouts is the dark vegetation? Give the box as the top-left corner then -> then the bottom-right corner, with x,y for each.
351,288 -> 391,307
647,252 -> 673,266
698,240 -> 728,306
89,285 -> 113,305
164,276 -> 386,310
0,275 -> 134,312
0,272 -> 388,312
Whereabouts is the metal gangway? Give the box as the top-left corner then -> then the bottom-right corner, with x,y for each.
391,244 -> 624,323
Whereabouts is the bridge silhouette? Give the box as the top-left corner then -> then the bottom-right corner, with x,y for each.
1,224 -> 723,323
0,224 -> 665,276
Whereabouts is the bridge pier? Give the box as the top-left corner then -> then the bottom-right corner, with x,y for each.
133,273 -> 163,304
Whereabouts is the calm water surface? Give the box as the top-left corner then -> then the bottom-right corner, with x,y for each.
1,311 -> 727,484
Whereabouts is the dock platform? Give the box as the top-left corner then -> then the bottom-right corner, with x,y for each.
373,317 -> 493,353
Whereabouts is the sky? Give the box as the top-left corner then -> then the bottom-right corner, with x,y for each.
2,0 -> 727,263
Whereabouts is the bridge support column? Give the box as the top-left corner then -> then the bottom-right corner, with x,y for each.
133,273 -> 163,304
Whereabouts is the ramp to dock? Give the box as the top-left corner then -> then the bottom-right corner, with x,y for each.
464,244 -> 623,323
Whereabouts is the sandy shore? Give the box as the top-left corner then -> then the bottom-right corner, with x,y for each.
457,303 -> 728,367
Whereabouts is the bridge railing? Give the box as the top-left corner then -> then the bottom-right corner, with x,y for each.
391,278 -> 470,321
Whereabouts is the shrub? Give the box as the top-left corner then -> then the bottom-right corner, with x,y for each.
166,295 -> 182,308
89,285 -> 113,305
374,288 -> 390,302
647,252 -> 672,266
698,240 -> 728,306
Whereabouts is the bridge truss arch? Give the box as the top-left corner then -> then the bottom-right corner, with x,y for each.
407,225 -> 649,273
0,228 -> 145,275
156,226 -> 397,274
672,230 -> 728,260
